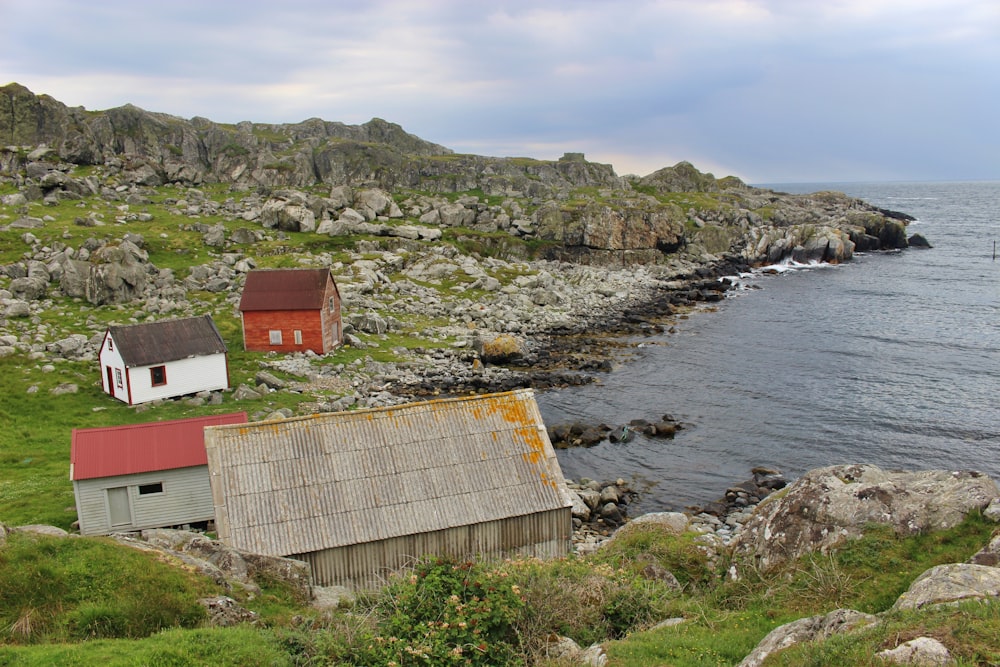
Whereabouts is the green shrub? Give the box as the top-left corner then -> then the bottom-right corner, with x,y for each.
349,556 -> 526,666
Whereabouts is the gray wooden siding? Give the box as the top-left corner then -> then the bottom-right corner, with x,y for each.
73,465 -> 214,535
295,507 -> 572,590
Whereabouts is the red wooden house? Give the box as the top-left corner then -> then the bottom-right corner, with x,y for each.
239,268 -> 343,354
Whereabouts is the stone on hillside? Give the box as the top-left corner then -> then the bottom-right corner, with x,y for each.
14,524 -> 70,538
338,207 -> 366,224
984,498 -> 1000,522
353,311 -> 388,334
328,185 -> 352,209
47,334 -> 89,358
736,609 -> 878,667
476,333 -> 524,363
729,464 -> 999,572
543,636 -> 608,667
198,596 -> 259,627
893,563 -> 1000,611
203,224 -> 225,247
260,198 -> 316,232
233,384 -> 262,400
569,492 -> 591,522
9,275 -> 47,300
611,511 -> 690,540
354,188 -> 392,220
254,370 -> 286,389
876,637 -> 952,666
3,300 -> 30,317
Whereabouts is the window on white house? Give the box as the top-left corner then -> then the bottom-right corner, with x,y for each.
138,482 -> 163,495
150,365 -> 167,386
107,338 -> 114,351
294,330 -> 303,345
269,330 -> 282,345
115,369 -> 123,388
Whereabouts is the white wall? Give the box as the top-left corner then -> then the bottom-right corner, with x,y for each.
128,353 -> 229,405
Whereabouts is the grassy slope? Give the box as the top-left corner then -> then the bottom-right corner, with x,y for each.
2,178 -> 1000,664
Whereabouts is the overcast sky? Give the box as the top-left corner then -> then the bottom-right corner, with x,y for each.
2,0 -> 997,184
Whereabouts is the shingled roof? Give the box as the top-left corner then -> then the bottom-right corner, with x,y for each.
107,315 -> 227,368
239,268 -> 334,311
204,388 -> 572,557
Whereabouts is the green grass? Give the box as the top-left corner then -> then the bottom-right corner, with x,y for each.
0,532 -> 216,644
4,166 -> 1000,665
0,626 -> 294,666
603,513 -> 997,667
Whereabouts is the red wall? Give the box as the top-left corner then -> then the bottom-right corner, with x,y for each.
243,309 -> 330,353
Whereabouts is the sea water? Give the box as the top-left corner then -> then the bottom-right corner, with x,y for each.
537,181 -> 1000,514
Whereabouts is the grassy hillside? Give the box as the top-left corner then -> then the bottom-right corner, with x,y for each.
0,515 -> 997,665
3,176 -> 1000,665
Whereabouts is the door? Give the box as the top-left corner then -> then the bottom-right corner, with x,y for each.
105,366 -> 114,395
107,486 -> 131,527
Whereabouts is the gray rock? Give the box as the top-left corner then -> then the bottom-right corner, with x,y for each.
893,563 -> 1000,611
14,524 -> 70,538
983,497 -> 1000,522
233,384 -> 262,400
876,637 -> 952,665
3,300 -> 30,318
198,596 -> 258,627
736,609 -> 878,667
255,370 -> 287,389
730,465 -> 999,572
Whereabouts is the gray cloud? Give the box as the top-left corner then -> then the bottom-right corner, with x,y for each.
1,0 -> 996,182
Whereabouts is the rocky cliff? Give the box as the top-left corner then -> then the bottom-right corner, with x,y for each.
1,82 -> 921,267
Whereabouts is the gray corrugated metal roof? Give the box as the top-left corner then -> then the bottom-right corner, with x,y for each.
108,314 -> 227,367
204,388 -> 572,557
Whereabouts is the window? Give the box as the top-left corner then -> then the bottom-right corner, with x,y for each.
294,330 -> 303,345
114,368 -> 123,388
138,482 -> 163,495
329,297 -> 335,312
269,330 -> 282,345
107,337 -> 114,351
150,365 -> 167,386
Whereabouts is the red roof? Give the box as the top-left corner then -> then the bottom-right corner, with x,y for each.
70,412 -> 248,481
239,268 -> 335,311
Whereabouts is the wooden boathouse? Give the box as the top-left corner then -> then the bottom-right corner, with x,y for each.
203,389 -> 572,590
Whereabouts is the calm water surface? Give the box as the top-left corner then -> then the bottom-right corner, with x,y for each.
538,181 -> 1000,513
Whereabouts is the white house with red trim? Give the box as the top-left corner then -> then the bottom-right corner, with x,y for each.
70,412 -> 247,535
99,314 -> 230,405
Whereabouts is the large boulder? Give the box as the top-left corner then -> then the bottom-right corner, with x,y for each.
736,608 -> 878,667
729,464 -> 999,572
893,563 -> 1000,611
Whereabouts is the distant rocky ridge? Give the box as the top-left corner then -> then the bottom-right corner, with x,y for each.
1,82 -> 922,270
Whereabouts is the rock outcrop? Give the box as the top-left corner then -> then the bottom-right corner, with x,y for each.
1,82 -> 915,268
729,464 -> 999,572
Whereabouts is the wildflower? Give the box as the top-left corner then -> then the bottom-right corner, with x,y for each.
511,584 -> 521,595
